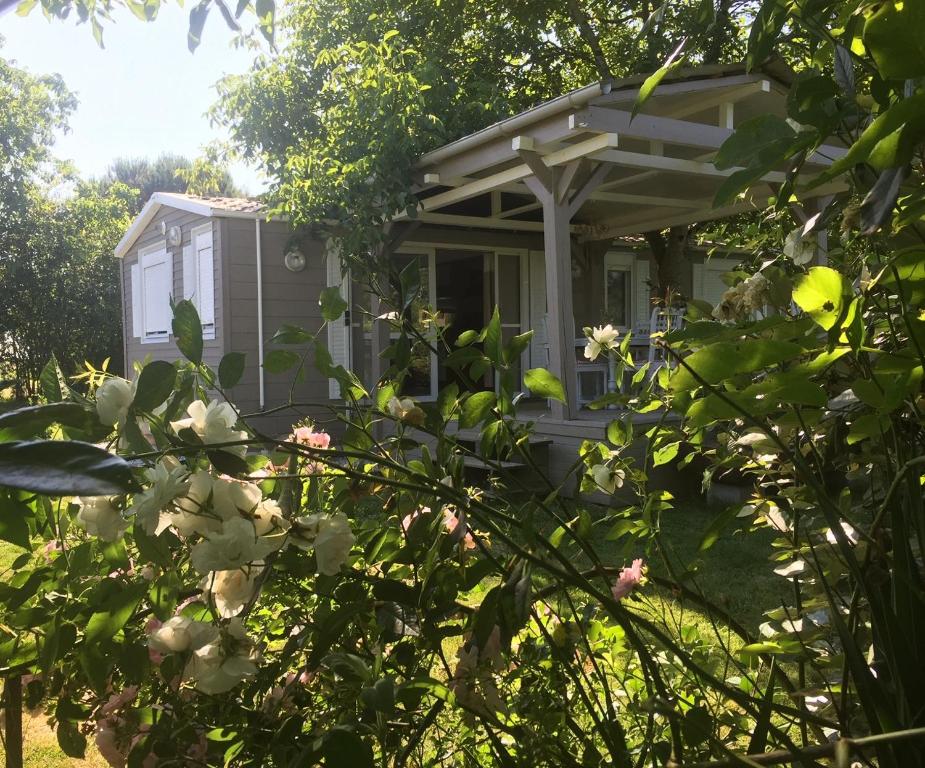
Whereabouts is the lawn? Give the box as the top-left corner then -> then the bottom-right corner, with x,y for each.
0,500 -> 780,767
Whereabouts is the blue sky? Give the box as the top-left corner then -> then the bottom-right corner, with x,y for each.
1,4 -> 266,194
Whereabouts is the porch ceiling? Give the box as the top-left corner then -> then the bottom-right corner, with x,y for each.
405,63 -> 848,242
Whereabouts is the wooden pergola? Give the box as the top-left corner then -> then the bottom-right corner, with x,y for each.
399,62 -> 846,420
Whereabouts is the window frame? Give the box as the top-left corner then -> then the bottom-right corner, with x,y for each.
603,251 -> 635,333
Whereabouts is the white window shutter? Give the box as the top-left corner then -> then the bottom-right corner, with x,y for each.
197,234 -> 215,328
182,244 -> 197,303
326,246 -> 350,399
528,250 -> 547,370
141,253 -> 171,337
130,262 -> 142,338
635,258 -> 651,336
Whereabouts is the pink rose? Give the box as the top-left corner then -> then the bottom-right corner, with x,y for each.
612,558 -> 645,601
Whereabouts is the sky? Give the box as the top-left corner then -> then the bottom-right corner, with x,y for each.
0,4 -> 267,194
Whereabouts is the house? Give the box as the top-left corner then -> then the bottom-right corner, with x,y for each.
114,62 -> 843,480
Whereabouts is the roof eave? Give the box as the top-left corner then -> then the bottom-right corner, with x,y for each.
113,192 -> 266,259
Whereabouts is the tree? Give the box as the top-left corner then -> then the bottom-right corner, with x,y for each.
0,180 -> 134,397
101,151 -> 241,214
214,0 -> 755,264
0,47 -> 131,396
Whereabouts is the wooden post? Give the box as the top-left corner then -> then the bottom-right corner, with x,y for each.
4,676 -> 23,768
526,170 -> 579,421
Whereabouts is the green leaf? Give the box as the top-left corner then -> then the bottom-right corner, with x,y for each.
218,352 -> 246,389
322,727 -> 373,768
460,391 -> 496,429
0,402 -> 91,440
524,368 -> 566,403
714,115 -> 796,170
633,40 -> 685,118
483,307 -> 503,366
85,583 -> 147,644
746,0 -> 787,72
792,266 -> 850,330
652,441 -> 680,467
132,360 -> 176,412
812,94 -> 925,184
682,705 -> 712,747
319,286 -> 348,322
39,356 -> 67,402
57,720 -> 87,758
254,0 -> 274,43
0,441 -> 138,496
269,324 -> 314,345
187,0 -> 210,51
669,340 -> 803,392
264,349 -> 300,374
606,418 -> 631,447
0,498 -> 32,550
171,300 -> 203,365
863,0 -> 925,80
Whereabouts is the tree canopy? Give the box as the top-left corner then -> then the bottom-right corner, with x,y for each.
213,0 -> 756,258
101,151 -> 242,214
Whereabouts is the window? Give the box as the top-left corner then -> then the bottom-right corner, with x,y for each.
183,224 -> 216,339
131,243 -> 173,343
604,252 -> 634,330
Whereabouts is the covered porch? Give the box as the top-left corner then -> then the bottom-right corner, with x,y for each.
330,62 -> 845,428
404,63 -> 844,422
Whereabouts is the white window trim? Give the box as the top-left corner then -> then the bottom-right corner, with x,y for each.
138,240 -> 173,345
603,251 -> 635,333
189,223 -> 217,340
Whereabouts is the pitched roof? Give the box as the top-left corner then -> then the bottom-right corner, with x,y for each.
159,193 -> 266,214
114,192 -> 266,259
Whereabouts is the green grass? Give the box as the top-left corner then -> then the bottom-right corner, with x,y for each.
0,501 -> 781,766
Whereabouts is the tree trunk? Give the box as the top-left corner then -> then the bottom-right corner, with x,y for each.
644,225 -> 690,300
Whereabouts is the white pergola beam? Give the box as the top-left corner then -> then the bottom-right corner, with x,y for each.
590,148 -> 789,183
569,107 -> 846,165
411,133 -> 620,215
409,211 -> 587,234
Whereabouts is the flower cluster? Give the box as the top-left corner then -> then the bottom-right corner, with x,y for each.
71,401 -> 355,699
711,272 -> 771,322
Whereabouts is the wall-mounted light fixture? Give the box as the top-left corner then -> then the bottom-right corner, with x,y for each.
166,226 -> 182,247
284,249 -> 307,273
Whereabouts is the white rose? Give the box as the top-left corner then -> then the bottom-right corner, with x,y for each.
200,566 -> 264,618
590,464 -> 624,494
386,396 -> 425,425
211,476 -> 262,518
148,616 -> 219,655
252,499 -> 290,536
169,471 -> 224,537
293,513 -> 354,576
96,377 -> 135,427
584,325 -> 619,361
190,517 -> 281,574
170,400 -> 248,456
131,461 -> 190,536
75,497 -> 127,542
184,618 -> 257,694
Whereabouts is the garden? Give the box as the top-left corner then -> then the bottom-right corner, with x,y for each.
1,0 -> 925,766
